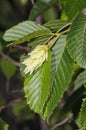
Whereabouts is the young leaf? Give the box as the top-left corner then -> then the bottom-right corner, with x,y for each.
24,51 -> 51,116
3,21 -> 51,44
29,0 -> 58,20
67,12 -> 86,69
43,35 -> 74,119
78,98 -> 86,130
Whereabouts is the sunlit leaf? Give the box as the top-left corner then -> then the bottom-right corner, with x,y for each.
43,35 -> 74,119
3,21 -> 51,44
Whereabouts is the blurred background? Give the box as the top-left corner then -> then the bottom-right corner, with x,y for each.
0,0 -> 85,130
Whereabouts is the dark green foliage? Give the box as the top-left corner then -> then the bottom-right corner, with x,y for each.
29,0 -> 58,20
0,0 -> 86,130
67,12 -> 86,68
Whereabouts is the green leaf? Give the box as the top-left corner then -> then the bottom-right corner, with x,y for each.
74,71 -> 86,91
60,0 -> 86,18
23,35 -> 74,119
29,0 -> 58,20
1,59 -> 16,79
43,35 -> 74,119
24,51 -> 51,116
3,21 -> 51,44
44,19 -> 68,32
67,12 -> 86,69
78,98 -> 86,130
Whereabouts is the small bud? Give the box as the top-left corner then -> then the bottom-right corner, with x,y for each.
22,45 -> 48,74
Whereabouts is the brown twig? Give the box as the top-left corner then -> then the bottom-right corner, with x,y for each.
31,0 -> 35,5
1,52 -> 20,67
11,89 -> 23,94
50,114 -> 73,130
13,44 -> 28,51
0,98 -> 22,112
6,79 -> 10,94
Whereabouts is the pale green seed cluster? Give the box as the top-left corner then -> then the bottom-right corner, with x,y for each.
22,45 -> 48,74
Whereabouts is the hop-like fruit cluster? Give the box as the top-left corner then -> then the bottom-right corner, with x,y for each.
22,45 -> 48,74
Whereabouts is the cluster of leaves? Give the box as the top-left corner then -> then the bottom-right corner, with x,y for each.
2,0 -> 86,129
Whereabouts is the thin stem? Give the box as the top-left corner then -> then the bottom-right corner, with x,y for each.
57,23 -> 71,33
50,114 -> 73,130
59,29 -> 70,35
44,34 -> 55,45
47,34 -> 60,48
45,22 -> 71,48
6,79 -> 10,94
